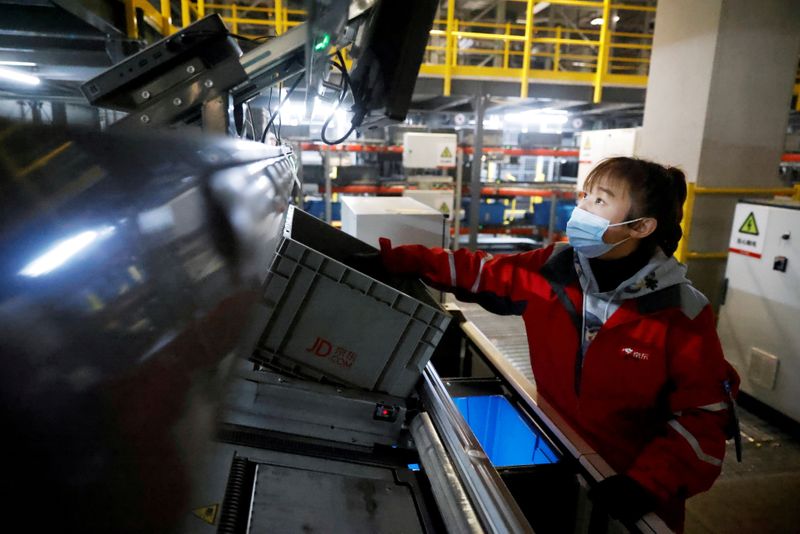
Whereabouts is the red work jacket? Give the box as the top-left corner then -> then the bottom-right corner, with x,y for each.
381,240 -> 738,530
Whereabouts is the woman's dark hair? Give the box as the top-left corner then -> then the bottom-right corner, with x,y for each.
583,156 -> 688,257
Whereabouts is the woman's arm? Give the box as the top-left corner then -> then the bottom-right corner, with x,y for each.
380,239 -> 557,313
625,305 -> 739,503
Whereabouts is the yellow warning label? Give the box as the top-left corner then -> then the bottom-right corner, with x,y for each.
439,202 -> 450,214
192,504 -> 219,525
582,136 -> 591,150
738,212 -> 759,235
440,146 -> 453,159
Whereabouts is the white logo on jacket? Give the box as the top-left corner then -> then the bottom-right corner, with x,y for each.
621,347 -> 650,361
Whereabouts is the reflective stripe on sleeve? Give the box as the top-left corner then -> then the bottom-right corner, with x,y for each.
445,250 -> 456,287
668,419 -> 723,467
697,401 -> 728,412
673,401 -> 729,418
470,256 -> 488,293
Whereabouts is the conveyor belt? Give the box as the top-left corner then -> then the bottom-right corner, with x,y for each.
455,302 -> 534,383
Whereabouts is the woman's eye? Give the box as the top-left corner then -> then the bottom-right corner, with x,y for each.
594,197 -> 604,205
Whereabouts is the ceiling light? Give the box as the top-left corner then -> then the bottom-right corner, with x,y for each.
515,1 -> 550,22
0,66 -> 41,86
503,109 -> 568,126
590,15 -> 620,26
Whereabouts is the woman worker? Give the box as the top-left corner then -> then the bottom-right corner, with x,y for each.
377,157 -> 739,531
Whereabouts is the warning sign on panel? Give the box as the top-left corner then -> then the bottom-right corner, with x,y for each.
729,204 -> 770,259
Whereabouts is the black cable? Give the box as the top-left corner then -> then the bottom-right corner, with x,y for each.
261,86 -> 273,143
227,32 -> 257,42
229,32 -> 272,43
323,123 -> 358,145
332,50 -> 351,86
260,73 -> 302,143
277,103 -> 283,144
276,81 -> 283,144
321,51 -> 356,145
175,29 -> 272,44
245,103 -> 256,140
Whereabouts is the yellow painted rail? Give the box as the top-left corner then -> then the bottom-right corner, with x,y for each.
123,0 -> 653,101
122,1 -> 800,105
676,183 -> 800,263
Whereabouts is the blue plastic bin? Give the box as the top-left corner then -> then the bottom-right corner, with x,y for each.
452,395 -> 559,467
303,199 -> 341,221
528,201 -> 575,231
461,199 -> 506,225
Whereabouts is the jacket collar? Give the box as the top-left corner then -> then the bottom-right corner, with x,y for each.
540,244 -> 686,320
540,244 -> 578,286
601,286 -> 684,329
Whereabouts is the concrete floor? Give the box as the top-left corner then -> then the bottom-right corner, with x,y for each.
685,407 -> 800,534
456,302 -> 800,534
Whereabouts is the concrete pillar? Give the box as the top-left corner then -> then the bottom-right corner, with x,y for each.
637,0 -> 800,306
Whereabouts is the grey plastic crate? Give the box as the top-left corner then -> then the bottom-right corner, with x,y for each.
252,206 -> 451,397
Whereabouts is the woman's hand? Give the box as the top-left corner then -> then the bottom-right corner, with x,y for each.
589,474 -> 658,524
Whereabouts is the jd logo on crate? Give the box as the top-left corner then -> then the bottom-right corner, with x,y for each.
306,336 -> 358,369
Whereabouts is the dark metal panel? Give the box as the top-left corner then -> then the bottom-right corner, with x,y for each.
0,120 -> 295,531
249,463 -> 425,533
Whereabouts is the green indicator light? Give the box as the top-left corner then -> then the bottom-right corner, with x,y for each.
314,33 -> 331,52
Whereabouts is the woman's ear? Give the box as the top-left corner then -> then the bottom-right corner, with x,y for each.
630,217 -> 657,239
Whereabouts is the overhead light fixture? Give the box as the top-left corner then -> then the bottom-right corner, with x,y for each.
503,108 -> 568,126
590,15 -> 620,26
0,66 -> 41,86
515,1 -> 551,22
483,115 -> 503,129
0,60 -> 37,67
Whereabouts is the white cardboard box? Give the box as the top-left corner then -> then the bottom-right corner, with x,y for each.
341,196 -> 446,249
402,189 -> 455,219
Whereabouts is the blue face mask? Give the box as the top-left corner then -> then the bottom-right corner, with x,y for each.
566,207 -> 644,258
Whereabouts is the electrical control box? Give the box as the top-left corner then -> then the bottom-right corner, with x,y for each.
718,198 -> 800,422
577,128 -> 639,188
402,132 -> 457,169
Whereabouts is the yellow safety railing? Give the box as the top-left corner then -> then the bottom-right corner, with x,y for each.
125,0 -> 179,38
675,183 -> 800,263
795,82 -> 800,112
197,2 -> 307,36
426,0 -> 654,100
123,0 -> 653,102
122,1 -> 800,106
123,1 -> 306,39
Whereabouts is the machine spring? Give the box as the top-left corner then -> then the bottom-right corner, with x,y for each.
217,455 -> 255,533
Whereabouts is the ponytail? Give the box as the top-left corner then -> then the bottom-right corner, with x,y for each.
657,167 -> 687,257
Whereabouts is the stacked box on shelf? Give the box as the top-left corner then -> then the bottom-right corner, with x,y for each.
461,198 -> 506,225
252,206 -> 451,397
303,199 -> 341,221
528,200 -> 576,231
